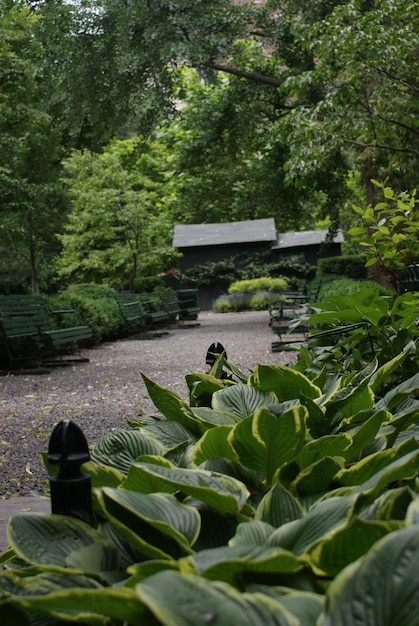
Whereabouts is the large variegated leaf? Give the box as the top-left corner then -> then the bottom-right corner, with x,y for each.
249,364 -> 322,401
290,456 -> 345,496
96,488 -> 200,559
0,570 -> 103,596
267,496 -> 356,555
135,417 -> 199,448
136,570 -> 299,625
7,513 -> 119,573
246,586 -> 324,626
141,373 -> 206,434
384,407 -> 419,448
190,543 -> 302,586
4,587 -> 149,625
192,425 -> 237,466
335,438 -> 419,487
321,525 -> 419,626
255,481 -> 304,527
228,407 -> 307,485
297,434 -> 352,468
376,372 -> 419,412
370,342 -> 416,393
353,447 -> 419,503
191,406 -> 240,426
342,410 -> 388,459
186,372 -> 232,407
121,462 -> 250,515
82,461 -> 125,489
91,428 -> 164,474
365,486 -> 414,522
212,383 -> 280,420
229,520 -> 276,547
308,516 -> 402,576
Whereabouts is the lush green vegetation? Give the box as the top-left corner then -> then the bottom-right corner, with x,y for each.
0,1 -> 417,293
1,283 -> 418,623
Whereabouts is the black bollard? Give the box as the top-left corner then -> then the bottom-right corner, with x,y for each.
206,342 -> 231,380
48,419 -> 93,526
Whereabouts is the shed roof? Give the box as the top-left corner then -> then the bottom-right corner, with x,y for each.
272,229 -> 344,250
173,218 -> 277,249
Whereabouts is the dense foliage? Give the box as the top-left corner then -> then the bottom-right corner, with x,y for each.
1,285 -> 418,623
0,0 -> 418,292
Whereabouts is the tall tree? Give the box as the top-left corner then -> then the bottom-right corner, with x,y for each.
280,0 -> 419,201
0,1 -> 66,293
55,137 -> 179,289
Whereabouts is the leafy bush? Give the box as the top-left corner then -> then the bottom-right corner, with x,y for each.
348,182 -> 419,286
317,277 -> 392,301
181,255 -> 314,290
2,345 -> 419,623
213,292 -> 281,313
292,288 -> 418,386
228,276 -> 288,294
317,254 -> 367,279
181,259 -> 239,286
49,285 -> 123,342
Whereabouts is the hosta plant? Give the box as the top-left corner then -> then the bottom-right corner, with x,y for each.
1,349 -> 419,625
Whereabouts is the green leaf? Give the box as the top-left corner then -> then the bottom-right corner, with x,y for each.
268,496 -> 356,556
191,406 -> 240,426
308,517 -> 401,576
7,587 -> 149,624
212,383 -> 280,420
137,570 -> 299,625
83,461 -> 125,489
354,446 -> 419,502
91,428 -> 164,474
135,416 -> 199,449
336,439 -> 419,487
96,488 -> 200,559
141,373 -> 204,434
7,513 -> 119,573
290,456 -> 345,496
297,434 -> 352,468
228,407 -> 307,485
121,462 -> 250,516
192,425 -> 237,466
370,344 -> 416,394
191,542 -> 302,586
255,481 -> 304,527
249,364 -> 322,401
321,526 -> 419,626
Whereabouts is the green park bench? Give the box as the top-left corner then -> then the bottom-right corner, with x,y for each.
176,289 -> 200,323
114,293 -> 149,334
115,293 -> 170,335
140,295 -> 171,329
0,295 -> 93,370
397,264 -> 419,293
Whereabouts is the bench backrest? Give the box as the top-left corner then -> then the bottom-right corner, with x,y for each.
0,295 -> 53,332
0,314 -> 43,338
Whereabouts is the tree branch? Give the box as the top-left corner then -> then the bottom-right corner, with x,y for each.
202,62 -> 283,88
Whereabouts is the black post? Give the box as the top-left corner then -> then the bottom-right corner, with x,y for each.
206,342 -> 231,379
48,419 -> 93,526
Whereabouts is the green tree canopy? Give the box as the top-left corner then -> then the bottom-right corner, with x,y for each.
55,137 -> 179,289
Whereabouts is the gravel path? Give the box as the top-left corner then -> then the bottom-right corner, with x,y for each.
0,310 -> 297,498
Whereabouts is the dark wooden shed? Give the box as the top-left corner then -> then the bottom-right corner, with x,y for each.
173,218 -> 277,273
272,229 -> 343,265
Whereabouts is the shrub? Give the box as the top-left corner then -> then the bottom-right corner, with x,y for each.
49,285 -> 123,342
317,254 -> 367,279
317,277 -> 393,300
228,276 -> 288,294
